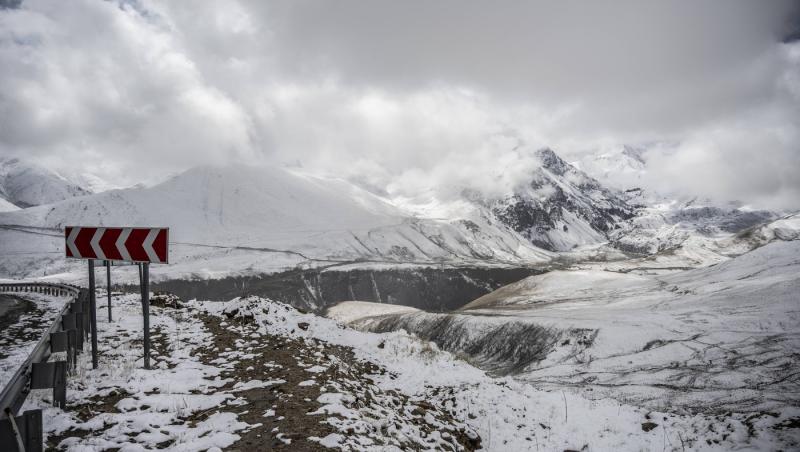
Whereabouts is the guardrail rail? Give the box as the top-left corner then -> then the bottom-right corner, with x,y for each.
0,283 -> 89,452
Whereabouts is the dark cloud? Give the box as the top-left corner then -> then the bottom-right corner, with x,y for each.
0,0 -> 22,10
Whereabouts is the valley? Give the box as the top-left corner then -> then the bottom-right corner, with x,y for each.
145,265 -> 548,312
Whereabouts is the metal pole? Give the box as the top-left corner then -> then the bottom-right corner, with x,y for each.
88,260 -> 98,369
142,262 -> 151,369
106,261 -> 112,322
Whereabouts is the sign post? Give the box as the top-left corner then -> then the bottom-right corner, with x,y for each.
88,260 -> 98,369
65,227 -> 169,370
106,261 -> 112,322
141,263 -> 150,369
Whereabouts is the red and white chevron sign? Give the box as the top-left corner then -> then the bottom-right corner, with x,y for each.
65,227 -> 169,264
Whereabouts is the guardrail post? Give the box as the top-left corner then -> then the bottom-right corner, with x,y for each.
80,291 -> 90,341
0,408 -> 43,452
30,362 -> 67,409
67,330 -> 77,371
52,362 -> 66,409
72,312 -> 84,352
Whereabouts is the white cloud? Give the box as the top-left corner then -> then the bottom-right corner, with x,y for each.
0,0 -> 798,208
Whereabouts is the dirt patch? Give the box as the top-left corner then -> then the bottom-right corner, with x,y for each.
193,312 -> 338,451
46,388 -> 130,448
193,309 -> 481,451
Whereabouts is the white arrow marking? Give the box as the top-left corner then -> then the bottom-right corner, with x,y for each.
67,227 -> 80,258
90,228 -> 106,260
143,229 -> 160,263
116,228 -> 132,262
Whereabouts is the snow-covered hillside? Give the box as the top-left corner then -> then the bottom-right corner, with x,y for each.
0,164 -> 551,280
339,238 -> 800,418
609,200 -> 779,264
0,158 -> 91,208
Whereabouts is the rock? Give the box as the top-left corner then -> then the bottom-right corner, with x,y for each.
641,422 -> 659,432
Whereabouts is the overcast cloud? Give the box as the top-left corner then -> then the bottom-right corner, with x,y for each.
0,0 -> 798,208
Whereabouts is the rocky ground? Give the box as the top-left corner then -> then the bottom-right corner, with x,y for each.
25,292 -> 479,451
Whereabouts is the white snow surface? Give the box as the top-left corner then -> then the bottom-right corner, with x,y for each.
325,301 -> 420,324
23,292 -> 252,451
0,196 -> 19,212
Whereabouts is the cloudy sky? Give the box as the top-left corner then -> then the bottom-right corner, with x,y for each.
1,0 -> 799,208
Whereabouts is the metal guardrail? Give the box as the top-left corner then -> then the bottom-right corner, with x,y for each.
0,282 -> 87,452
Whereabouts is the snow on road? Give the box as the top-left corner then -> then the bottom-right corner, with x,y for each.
0,291 -> 69,390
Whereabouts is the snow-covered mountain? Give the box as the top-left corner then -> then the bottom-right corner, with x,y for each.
566,145 -> 783,263
472,148 -> 637,251
0,148 -> 790,281
0,163 -> 552,280
0,157 -> 91,208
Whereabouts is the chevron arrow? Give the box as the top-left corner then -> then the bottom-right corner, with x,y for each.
65,226 -> 169,264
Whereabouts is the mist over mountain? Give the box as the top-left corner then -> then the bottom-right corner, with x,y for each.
0,157 -> 91,208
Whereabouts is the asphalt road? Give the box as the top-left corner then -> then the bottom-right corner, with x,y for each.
0,294 -> 34,331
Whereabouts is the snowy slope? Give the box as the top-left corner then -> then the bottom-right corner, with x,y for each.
595,204 -> 782,274
0,196 -> 19,212
346,239 -> 800,416
0,158 -> 91,208
0,164 -> 552,280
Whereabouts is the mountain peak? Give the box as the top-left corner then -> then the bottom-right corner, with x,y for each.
621,145 -> 647,165
488,148 -> 637,251
534,148 -> 570,176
